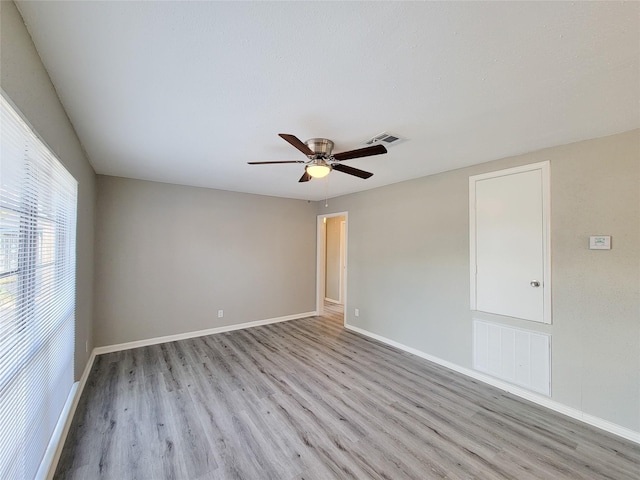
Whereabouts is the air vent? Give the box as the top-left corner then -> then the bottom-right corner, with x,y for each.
363,132 -> 406,147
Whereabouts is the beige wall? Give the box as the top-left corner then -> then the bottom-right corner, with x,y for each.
1,1 -> 96,379
320,130 -> 640,433
94,175 -> 317,346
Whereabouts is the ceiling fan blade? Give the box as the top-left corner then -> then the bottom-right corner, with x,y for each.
331,163 -> 373,179
298,171 -> 311,182
247,160 -> 304,165
333,144 -> 387,161
279,133 -> 315,156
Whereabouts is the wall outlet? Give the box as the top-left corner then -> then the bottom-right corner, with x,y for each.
354,308 -> 360,317
217,309 -> 224,318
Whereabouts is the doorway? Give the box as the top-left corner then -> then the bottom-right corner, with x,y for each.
316,212 -> 347,323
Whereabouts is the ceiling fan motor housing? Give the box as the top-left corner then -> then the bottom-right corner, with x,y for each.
305,138 -> 334,158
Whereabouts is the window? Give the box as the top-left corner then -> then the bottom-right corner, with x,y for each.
0,95 -> 77,479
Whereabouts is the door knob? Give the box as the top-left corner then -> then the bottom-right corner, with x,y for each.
530,280 -> 541,288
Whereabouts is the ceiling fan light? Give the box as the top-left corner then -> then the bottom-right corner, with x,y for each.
306,164 -> 331,179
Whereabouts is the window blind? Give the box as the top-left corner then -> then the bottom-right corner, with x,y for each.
0,95 -> 77,480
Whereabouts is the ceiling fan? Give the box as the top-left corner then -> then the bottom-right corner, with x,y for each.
248,134 -> 387,182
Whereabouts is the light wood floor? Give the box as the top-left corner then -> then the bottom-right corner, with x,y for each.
55,304 -> 640,479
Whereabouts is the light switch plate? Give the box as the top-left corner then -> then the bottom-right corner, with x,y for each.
589,235 -> 611,250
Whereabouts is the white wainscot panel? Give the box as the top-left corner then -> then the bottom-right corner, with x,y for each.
473,319 -> 551,396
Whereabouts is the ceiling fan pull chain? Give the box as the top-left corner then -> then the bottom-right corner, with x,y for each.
325,176 -> 329,208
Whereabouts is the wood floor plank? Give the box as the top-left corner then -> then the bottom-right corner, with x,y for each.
185,366 -> 264,480
55,304 -> 640,479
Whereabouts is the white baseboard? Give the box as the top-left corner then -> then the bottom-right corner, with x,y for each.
345,322 -> 640,445
324,297 -> 341,305
45,350 -> 97,479
36,383 -> 77,480
94,311 -> 317,355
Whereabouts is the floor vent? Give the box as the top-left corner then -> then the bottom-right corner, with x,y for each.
363,132 -> 406,147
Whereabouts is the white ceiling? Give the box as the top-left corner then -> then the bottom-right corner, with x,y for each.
15,1 -> 640,201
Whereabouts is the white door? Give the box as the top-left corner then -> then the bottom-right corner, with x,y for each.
470,162 -> 551,323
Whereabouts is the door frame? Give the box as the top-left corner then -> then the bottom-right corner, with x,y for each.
316,211 -> 348,320
339,220 -> 346,304
469,161 -> 552,324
